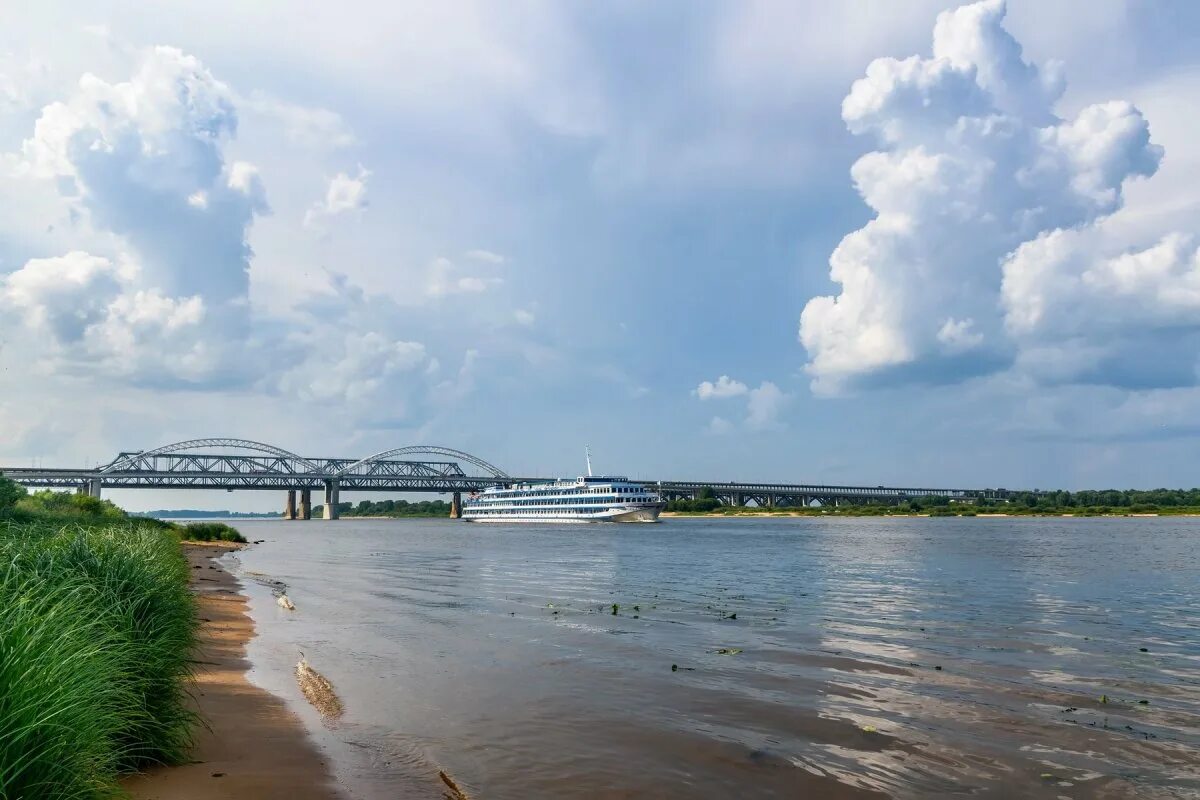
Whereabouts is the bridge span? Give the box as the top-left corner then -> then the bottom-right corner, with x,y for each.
1,438 -> 1024,519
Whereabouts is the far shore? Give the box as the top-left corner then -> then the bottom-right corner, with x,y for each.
123,543 -> 340,800
660,510 -> 1194,519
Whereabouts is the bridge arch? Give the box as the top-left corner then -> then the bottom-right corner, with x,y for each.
101,438 -> 322,474
334,446 -> 509,479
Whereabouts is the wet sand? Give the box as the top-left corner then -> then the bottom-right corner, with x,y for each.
123,543 -> 340,800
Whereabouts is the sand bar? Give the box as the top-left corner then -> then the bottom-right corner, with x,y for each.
123,543 -> 340,800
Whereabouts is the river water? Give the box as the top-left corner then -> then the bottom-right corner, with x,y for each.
222,516 -> 1200,799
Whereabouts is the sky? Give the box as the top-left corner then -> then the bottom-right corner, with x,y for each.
2,0 -> 1200,510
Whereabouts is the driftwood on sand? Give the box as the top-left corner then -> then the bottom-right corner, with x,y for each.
295,657 -> 343,719
439,769 -> 473,800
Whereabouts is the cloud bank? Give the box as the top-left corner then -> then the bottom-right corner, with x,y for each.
799,0 -> 1195,394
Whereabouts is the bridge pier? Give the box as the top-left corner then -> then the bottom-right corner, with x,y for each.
299,489 -> 311,520
450,491 -> 462,519
323,479 -> 339,520
284,489 -> 297,520
88,479 -> 102,499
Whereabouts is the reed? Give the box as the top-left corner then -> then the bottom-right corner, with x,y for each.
0,520 -> 198,798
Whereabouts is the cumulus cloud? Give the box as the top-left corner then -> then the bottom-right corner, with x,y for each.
285,331 -> 426,404
18,46 -> 267,306
695,375 -> 748,400
693,376 -> 787,430
0,251 -> 213,381
799,0 -> 1171,394
304,165 -> 370,227
1001,230 -> 1200,387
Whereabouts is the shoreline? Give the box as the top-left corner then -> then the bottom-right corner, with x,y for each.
123,542 -> 340,800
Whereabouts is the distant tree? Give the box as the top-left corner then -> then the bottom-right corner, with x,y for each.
0,476 -> 25,510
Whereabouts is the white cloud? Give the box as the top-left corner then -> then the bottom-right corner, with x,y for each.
694,376 -> 787,430
241,91 -> 356,149
281,331 -> 426,404
746,381 -> 787,430
695,375 -> 748,400
514,309 -> 535,326
799,0 -> 1168,394
425,257 -> 502,298
304,165 -> 369,227
0,251 -> 212,381
465,249 -> 506,264
707,416 -> 733,435
15,45 -> 267,307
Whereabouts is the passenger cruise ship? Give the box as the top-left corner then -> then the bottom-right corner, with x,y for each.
461,450 -> 665,523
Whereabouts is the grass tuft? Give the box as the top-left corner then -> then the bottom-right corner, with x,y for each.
0,520 -> 199,798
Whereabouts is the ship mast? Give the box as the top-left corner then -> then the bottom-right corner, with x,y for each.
585,445 -> 593,477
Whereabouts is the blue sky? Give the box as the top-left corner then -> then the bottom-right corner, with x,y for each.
2,1 -> 1200,510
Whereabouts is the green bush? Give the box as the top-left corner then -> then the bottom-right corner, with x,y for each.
180,521 -> 247,543
0,522 -> 198,798
15,489 -> 126,521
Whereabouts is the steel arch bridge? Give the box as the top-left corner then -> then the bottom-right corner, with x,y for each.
1,439 -> 519,519
0,437 -> 1034,520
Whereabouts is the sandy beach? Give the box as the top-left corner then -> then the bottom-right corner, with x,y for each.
123,543 -> 340,800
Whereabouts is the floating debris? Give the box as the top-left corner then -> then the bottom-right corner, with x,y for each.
1100,694 -> 1109,704
1139,647 -> 1149,652
296,657 -> 343,719
712,648 -> 743,656
439,769 -> 473,800
861,725 -> 878,734
276,593 -> 295,611
612,603 -> 619,615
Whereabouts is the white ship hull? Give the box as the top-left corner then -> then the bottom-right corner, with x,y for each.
464,505 -> 663,523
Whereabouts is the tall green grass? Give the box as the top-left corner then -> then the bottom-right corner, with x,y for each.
0,521 -> 198,799
179,521 -> 246,543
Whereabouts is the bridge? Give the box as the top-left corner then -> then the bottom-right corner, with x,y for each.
0,438 -> 1023,519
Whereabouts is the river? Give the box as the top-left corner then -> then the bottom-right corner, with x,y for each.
223,516 -> 1200,799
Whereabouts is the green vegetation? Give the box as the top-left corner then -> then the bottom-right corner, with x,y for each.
665,486 -> 722,513
313,498 -> 453,518
179,521 -> 248,543
665,487 -> 1200,517
0,475 -> 244,798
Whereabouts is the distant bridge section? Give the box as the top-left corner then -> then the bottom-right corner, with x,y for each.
641,480 -> 1015,508
1,437 -> 1028,520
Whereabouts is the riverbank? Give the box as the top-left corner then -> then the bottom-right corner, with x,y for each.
124,542 -> 339,800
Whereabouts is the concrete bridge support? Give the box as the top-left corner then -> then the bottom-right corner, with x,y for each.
323,479 -> 340,520
284,489 -> 297,520
299,489 -> 311,520
88,479 -> 102,499
450,491 -> 462,519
